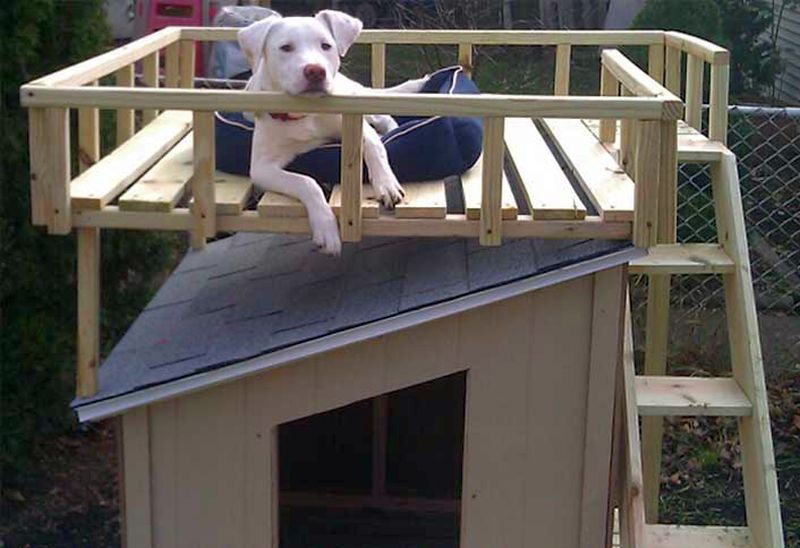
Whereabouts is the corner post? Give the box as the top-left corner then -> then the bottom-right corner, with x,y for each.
709,63 -> 730,144
76,97 -> 101,398
340,114 -> 364,242
29,107 -> 71,234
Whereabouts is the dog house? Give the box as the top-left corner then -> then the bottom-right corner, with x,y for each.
22,25 -> 784,547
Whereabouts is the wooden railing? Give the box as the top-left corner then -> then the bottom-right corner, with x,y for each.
20,28 -> 707,397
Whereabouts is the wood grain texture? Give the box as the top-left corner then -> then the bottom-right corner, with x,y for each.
461,155 -> 518,220
29,108 -> 70,233
554,44 -> 571,96
122,408 -> 152,548
115,64 -> 135,145
165,42 -> 180,88
664,47 -> 681,95
504,117 -> 586,220
709,63 -> 730,143
599,66 -> 620,144
395,180 -> 447,219
480,117 -> 504,245
119,134 -> 193,212
648,43 -> 665,84
684,55 -> 704,131
339,114 -> 364,242
329,184 -> 379,219
179,40 -> 195,89
628,244 -> 734,275
371,43 -> 385,88
636,377 -> 752,417
142,52 -> 160,124
76,227 -> 100,397
541,118 -> 634,221
191,111 -> 216,249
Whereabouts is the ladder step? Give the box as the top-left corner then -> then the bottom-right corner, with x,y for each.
629,244 -> 735,275
636,376 -> 752,417
645,524 -> 753,547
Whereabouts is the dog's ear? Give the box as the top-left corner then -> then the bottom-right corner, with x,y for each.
237,14 -> 282,72
315,10 -> 362,56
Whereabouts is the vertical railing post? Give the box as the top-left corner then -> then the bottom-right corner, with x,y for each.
647,43 -> 665,84
115,64 -> 135,144
76,100 -> 101,398
371,43 -> 386,88
458,43 -> 473,76
664,47 -> 681,96
142,51 -> 160,124
641,117 -> 678,523
684,55 -> 704,131
554,44 -> 571,96
480,117 -> 504,246
192,111 -> 216,250
632,120 -> 661,248
340,114 -> 364,242
599,65 -> 619,144
619,89 -> 636,176
165,41 -> 180,88
709,63 -> 730,144
29,108 -> 70,234
180,39 -> 196,89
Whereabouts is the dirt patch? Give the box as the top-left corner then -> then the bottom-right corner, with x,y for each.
1,420 -> 120,547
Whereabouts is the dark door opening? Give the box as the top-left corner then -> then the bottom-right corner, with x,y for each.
279,372 -> 466,547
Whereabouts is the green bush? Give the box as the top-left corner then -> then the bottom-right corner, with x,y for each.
1,0 -> 184,484
631,0 -> 724,45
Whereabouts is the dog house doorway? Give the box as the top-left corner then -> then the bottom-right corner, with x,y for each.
278,372 -> 466,547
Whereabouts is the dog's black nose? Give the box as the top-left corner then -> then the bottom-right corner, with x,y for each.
303,64 -> 326,84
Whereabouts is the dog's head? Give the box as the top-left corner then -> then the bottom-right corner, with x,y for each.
238,10 -> 362,96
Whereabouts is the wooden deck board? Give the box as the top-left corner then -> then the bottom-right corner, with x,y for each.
212,174 -> 252,216
540,118 -> 635,221
118,134 -> 193,213
461,155 -> 518,220
583,119 -> 727,163
329,185 -> 380,219
629,244 -> 735,275
504,117 -> 587,220
71,111 -> 192,210
636,376 -> 752,417
257,191 -> 306,218
395,180 -> 447,219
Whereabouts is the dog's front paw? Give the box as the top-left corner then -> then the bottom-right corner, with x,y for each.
309,207 -> 342,256
371,172 -> 405,209
371,115 -> 398,135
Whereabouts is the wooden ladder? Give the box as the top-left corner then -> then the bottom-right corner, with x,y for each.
617,150 -> 784,546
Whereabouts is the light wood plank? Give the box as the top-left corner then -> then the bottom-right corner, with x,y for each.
636,377 -> 752,417
458,43 -> 473,75
664,31 -> 730,65
179,40 -> 195,89
599,65 -> 619,144
664,47 -> 681,95
541,118 -> 634,221
142,52 -> 160,124
118,134 -> 193,212
395,180 -> 447,219
618,299 -> 646,548
462,155 -> 518,220
71,110 -> 192,209
149,401 -> 178,548
554,44 -> 571,95
122,408 -> 152,548
709,63 -> 730,143
191,111 -> 216,249
76,227 -> 100,397
29,108 -> 71,233
78,82 -> 100,173
648,43 -> 665,84
580,266 -> 626,548
165,41 -> 180,88
340,114 -> 363,242
713,152 -> 785,547
632,120 -> 661,247
115,64 -> 135,145
685,55 -> 704,131
629,244 -> 734,275
329,184 -> 379,218
371,43 -> 385,88
257,190 -> 306,218
645,524 -> 753,547
505,117 -> 586,220
212,175 -> 252,215
480,116 -> 504,245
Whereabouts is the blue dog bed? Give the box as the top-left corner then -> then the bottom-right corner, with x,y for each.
214,66 -> 483,187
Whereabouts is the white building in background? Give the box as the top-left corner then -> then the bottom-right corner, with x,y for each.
603,0 -> 645,29
775,2 -> 800,104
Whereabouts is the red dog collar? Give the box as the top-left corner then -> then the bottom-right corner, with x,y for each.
269,113 -> 306,122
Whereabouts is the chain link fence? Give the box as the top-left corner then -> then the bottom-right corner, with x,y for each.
632,105 -> 800,371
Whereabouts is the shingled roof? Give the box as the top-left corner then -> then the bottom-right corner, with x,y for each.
74,233 -> 641,421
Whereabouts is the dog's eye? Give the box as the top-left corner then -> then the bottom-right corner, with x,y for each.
321,42 -> 332,51
279,44 -> 294,52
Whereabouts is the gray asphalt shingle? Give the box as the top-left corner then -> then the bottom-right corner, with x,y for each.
75,233 -> 634,406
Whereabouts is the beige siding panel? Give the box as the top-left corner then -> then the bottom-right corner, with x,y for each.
149,400 -> 178,548
175,382 -> 246,546
459,297 -> 532,548
524,276 -> 594,547
122,408 -> 153,548
244,377 -> 275,548
313,338 -> 386,415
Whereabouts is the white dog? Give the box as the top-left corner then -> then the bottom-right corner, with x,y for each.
237,10 -> 427,255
